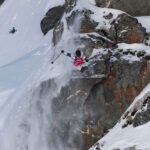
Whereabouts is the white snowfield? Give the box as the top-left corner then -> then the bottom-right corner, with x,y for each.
0,0 -> 66,67
137,16 -> 150,33
0,0 -> 150,149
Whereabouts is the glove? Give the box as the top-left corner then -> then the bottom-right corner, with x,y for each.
85,58 -> 89,62
61,50 -> 64,53
67,53 -> 71,57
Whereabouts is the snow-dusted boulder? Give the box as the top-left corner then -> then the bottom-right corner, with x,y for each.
40,6 -> 65,35
109,13 -> 147,44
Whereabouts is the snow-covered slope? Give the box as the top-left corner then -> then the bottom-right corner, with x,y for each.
137,16 -> 150,33
0,0 -> 65,66
0,0 -> 72,150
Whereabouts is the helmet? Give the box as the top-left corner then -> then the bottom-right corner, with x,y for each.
75,50 -> 81,57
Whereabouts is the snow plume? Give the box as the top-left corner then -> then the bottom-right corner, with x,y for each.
0,2 -> 85,150
71,13 -> 83,33
0,45 -> 78,150
0,75 -> 71,150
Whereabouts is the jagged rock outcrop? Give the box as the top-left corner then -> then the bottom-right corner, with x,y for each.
122,94 -> 150,129
40,6 -> 65,35
66,9 -> 147,47
64,0 -> 77,12
95,0 -> 150,16
41,0 -> 77,35
41,1 -> 147,46
109,13 -> 147,44
40,1 -> 150,149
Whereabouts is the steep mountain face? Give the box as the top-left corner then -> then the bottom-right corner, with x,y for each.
0,0 -> 150,150
39,0 -> 150,149
95,0 -> 150,16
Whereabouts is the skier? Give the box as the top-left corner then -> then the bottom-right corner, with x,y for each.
51,49 -> 89,76
61,49 -> 89,67
9,27 -> 17,34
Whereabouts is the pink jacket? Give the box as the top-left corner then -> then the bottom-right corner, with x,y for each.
73,55 -> 85,66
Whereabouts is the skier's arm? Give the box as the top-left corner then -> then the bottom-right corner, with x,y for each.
61,50 -> 71,57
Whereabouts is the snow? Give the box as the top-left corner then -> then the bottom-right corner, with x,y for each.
0,0 -> 65,66
0,45 -> 48,90
116,43 -> 150,63
0,0 -> 88,149
0,89 -> 15,108
91,8 -> 122,30
0,0 -> 74,150
137,16 -> 150,32
118,43 -> 150,51
76,0 -> 123,30
90,48 -> 109,58
89,0 -> 96,5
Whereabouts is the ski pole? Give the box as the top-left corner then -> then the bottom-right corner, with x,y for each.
51,52 -> 62,64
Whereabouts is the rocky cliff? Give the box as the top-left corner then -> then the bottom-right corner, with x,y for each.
40,0 -> 150,149
95,0 -> 150,16
90,83 -> 150,150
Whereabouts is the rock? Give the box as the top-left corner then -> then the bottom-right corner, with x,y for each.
51,77 -> 103,150
64,0 -> 77,12
66,9 -> 98,33
80,17 -> 98,33
145,55 -> 150,60
40,6 -> 65,35
103,12 -> 113,20
124,146 -> 137,150
95,0 -> 150,16
0,0 -> 4,5
66,10 -> 147,51
39,1 -> 150,149
66,10 -> 83,28
137,51 -> 146,58
40,0 -> 78,35
50,51 -> 150,149
126,116 -> 133,125
79,10 -> 98,33
109,13 -> 146,44
133,97 -> 150,127
83,59 -> 150,144
95,0 -> 109,7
